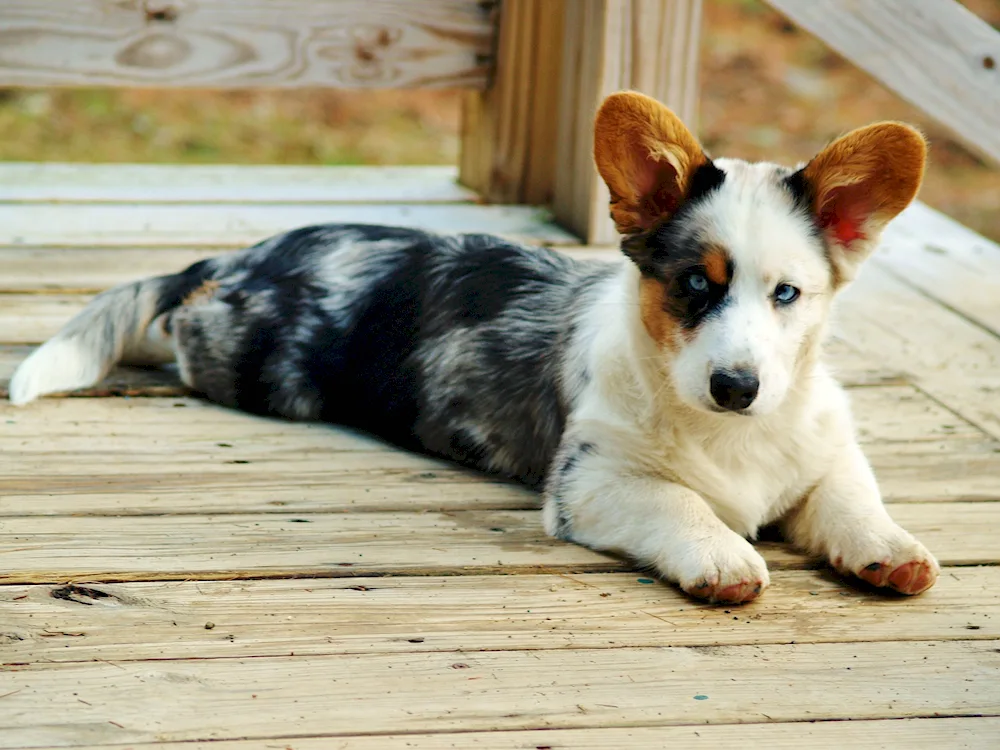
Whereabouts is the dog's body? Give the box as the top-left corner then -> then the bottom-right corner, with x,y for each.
10,92 -> 940,602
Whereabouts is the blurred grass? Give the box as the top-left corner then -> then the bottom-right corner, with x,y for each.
0,88 -> 460,165
0,0 -> 997,241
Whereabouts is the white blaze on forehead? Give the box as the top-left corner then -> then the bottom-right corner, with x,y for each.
690,159 -> 831,293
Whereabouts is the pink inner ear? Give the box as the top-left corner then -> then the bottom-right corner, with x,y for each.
636,152 -> 682,222
818,185 -> 869,245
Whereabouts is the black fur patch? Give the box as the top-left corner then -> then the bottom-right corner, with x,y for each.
162,224 -> 616,487
621,160 -> 727,275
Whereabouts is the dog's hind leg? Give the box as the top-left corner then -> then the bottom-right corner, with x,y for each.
782,442 -> 939,595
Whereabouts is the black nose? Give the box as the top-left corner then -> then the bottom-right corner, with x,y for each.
710,369 -> 759,412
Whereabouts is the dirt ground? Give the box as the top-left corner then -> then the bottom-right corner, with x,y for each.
1,0 -> 997,240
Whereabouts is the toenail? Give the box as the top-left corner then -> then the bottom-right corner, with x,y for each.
865,562 -> 882,571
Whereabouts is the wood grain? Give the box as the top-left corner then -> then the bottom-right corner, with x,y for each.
2,568 -> 997,665
1,641 -> 996,747
459,0 -> 566,205
0,0 -> 495,89
0,502 -> 994,584
23,718 -> 1000,750
840,265 -> 1000,440
876,202 -> 1000,337
553,0 -> 704,243
0,164 -> 477,204
0,203 -> 578,248
1,385 -> 997,517
766,0 -> 1000,165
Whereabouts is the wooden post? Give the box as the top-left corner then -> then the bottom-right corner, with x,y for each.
553,0 -> 703,244
459,0 -> 703,244
459,0 -> 566,206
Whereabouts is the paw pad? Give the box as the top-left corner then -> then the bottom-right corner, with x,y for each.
857,559 -> 936,595
684,579 -> 765,604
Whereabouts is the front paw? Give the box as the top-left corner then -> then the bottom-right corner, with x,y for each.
831,528 -> 940,595
671,533 -> 770,605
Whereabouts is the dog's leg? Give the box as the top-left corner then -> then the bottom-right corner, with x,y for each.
783,441 -> 939,594
544,444 -> 769,604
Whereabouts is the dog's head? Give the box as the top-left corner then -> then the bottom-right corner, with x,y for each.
593,91 -> 926,416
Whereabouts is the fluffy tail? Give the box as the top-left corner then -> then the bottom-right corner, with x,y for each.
9,266 -> 207,405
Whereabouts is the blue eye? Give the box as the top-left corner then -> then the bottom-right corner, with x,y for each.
774,283 -> 800,305
686,273 -> 709,293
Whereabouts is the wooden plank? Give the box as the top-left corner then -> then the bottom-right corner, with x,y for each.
552,0 -> 703,243
876,202 -> 1000,337
0,164 -> 477,204
0,247 -> 222,294
2,387 -> 997,516
2,568 -> 998,665
22,718 -> 1000,750
0,0 -> 494,90
0,203 -> 578,247
459,0 -> 565,205
0,641 -> 996,747
765,0 -> 1000,165
840,264 -> 1000,440
0,502 -> 994,584
0,244 -> 622,294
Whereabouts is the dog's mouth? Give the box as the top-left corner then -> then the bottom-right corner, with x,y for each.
705,403 -> 755,417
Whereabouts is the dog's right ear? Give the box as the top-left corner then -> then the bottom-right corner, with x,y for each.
593,91 -> 711,236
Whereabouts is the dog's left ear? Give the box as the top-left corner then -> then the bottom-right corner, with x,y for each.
790,122 -> 926,284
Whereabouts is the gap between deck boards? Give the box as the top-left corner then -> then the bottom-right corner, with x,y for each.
1,640 -> 997,747
15,717 -> 1000,750
2,568 -> 999,666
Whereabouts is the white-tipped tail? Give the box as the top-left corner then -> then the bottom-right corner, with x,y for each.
8,277 -> 172,405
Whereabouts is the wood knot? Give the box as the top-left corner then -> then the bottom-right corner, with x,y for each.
116,32 -> 192,70
983,55 -> 996,70
144,1 -> 179,23
50,584 -> 121,606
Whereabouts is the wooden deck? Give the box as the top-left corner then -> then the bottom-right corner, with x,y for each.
1,164 -> 999,749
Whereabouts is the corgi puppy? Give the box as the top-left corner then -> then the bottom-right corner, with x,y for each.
9,91 -> 938,603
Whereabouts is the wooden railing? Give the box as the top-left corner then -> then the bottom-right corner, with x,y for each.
766,0 -> 1000,166
0,0 -> 997,244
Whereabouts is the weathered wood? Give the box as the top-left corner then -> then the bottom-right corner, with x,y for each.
3,568 -> 997,665
0,203 -> 578,248
840,264 -> 1000,440
24,718 -> 1000,750
0,164 -> 477,204
459,0 -> 565,205
5,246 -> 616,295
0,248 -> 222,294
2,386 -> 997,516
765,0 -> 1000,165
876,202 -> 1000,337
0,502 -> 993,584
552,0 -> 703,243
1,641 -> 996,747
0,0 -> 495,89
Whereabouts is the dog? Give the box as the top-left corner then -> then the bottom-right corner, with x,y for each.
9,91 -> 939,604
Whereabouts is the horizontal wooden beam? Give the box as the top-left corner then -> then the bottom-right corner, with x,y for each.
0,164 -> 477,204
0,0 -> 496,89
0,202 -> 578,247
765,0 -> 1000,165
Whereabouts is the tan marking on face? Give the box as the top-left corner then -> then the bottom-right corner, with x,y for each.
182,279 -> 221,307
639,277 -> 681,351
702,246 -> 730,286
